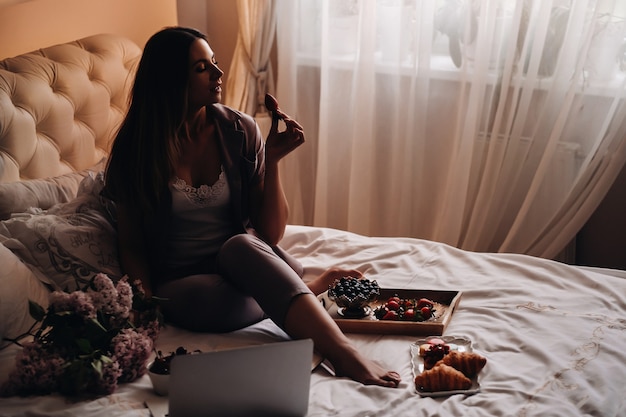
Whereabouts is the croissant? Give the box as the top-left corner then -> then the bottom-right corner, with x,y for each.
440,351 -> 487,378
414,364 -> 472,392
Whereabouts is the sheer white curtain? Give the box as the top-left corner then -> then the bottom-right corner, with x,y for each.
224,0 -> 276,135
275,0 -> 626,258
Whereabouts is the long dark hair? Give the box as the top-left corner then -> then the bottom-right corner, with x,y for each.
105,26 -> 208,213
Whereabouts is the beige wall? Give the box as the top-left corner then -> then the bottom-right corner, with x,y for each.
0,0 -> 248,102
0,0 -> 178,59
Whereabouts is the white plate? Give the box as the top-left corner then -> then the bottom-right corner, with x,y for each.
410,335 -> 481,397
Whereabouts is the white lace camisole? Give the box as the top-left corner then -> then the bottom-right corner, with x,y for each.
166,167 -> 236,269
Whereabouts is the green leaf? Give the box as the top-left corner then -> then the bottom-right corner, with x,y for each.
100,354 -> 113,364
92,354 -> 114,378
92,358 -> 103,378
76,338 -> 94,354
87,317 -> 108,332
28,300 -> 46,321
60,357 -> 93,396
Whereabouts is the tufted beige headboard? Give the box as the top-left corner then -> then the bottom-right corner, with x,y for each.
0,33 -> 141,183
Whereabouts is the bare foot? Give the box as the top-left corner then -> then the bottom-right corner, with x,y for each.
330,345 -> 401,388
284,293 -> 400,388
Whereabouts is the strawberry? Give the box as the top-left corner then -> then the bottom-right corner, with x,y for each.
265,93 -> 286,120
417,298 -> 434,309
403,308 -> 416,320
382,310 -> 399,320
264,93 -> 279,112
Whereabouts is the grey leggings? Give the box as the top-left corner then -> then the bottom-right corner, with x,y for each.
154,234 -> 311,332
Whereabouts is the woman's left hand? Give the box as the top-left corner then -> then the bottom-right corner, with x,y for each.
307,267 -> 365,296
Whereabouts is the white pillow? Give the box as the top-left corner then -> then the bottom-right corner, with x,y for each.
0,159 -> 107,220
0,243 -> 50,347
0,171 -> 121,292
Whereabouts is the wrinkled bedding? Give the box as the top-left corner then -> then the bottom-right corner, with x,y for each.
1,224 -> 625,416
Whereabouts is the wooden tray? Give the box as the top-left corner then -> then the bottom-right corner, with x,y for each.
319,289 -> 462,336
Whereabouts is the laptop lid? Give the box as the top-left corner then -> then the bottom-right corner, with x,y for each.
168,339 -> 314,417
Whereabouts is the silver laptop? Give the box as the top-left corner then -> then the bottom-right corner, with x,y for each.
168,339 -> 314,417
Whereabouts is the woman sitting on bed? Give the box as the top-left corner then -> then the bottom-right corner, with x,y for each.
104,26 -> 400,388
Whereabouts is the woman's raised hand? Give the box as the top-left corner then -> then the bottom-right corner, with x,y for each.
264,94 -> 305,163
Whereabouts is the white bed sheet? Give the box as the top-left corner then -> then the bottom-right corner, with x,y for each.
1,225 -> 625,417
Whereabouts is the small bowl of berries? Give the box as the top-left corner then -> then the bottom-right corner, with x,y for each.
328,276 -> 380,318
148,346 -> 199,396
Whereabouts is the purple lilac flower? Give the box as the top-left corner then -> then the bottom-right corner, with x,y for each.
109,279 -> 132,326
0,342 -> 65,396
110,328 -> 153,383
89,273 -> 118,315
131,278 -> 146,297
48,291 -> 72,312
70,291 -> 97,319
3,273 -> 162,398
91,359 -> 122,395
48,290 -> 96,321
137,320 -> 160,343
116,279 -> 133,311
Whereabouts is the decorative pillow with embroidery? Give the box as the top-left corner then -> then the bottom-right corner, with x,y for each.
0,171 -> 121,292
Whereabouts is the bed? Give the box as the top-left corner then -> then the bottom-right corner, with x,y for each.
1,34 -> 625,417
